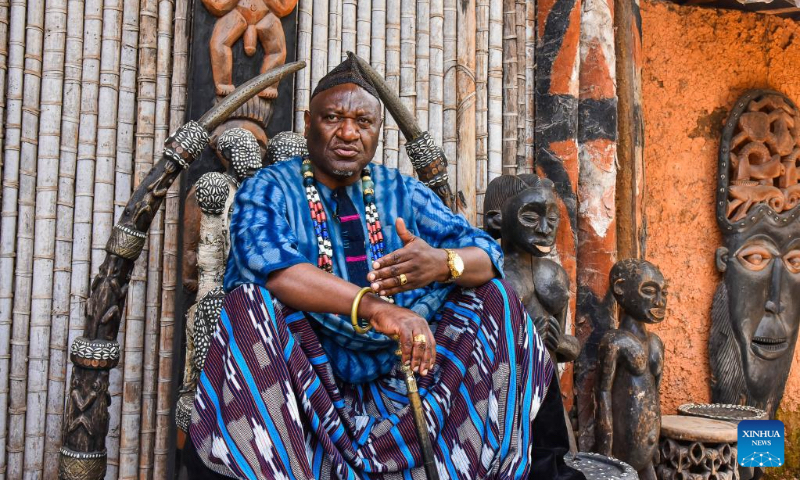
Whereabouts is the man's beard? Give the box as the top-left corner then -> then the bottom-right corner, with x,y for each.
332,169 -> 356,178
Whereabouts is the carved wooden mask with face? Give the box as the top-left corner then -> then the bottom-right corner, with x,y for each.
711,90 -> 800,417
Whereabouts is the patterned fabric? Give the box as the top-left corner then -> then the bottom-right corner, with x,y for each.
191,280 -> 554,480
224,156 -> 503,383
333,187 -> 371,287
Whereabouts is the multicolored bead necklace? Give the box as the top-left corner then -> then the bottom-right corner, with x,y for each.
302,157 -> 386,273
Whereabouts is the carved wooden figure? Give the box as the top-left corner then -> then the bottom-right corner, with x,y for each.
182,129 -> 306,293
176,129 -> 307,439
712,90 -> 800,419
596,259 -> 668,480
57,64 -> 304,480
484,174 -> 580,362
202,0 -> 297,98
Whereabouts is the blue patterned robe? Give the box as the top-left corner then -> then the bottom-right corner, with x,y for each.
223,157 -> 504,383
190,157 -> 580,480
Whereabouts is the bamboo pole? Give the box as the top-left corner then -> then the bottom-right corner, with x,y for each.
0,0 -> 10,197
0,0 -> 28,470
64,0 -> 103,447
475,0 -> 488,221
383,0 -> 400,168
116,0 -> 143,473
356,0 -> 370,60
501,0 -> 517,176
456,0 -> 476,223
615,0 -> 645,260
294,0 -> 312,131
415,0 -> 429,136
342,0 -> 356,57
134,0 -> 158,474
428,0 -> 443,147
370,0 -> 385,164
487,0 -> 502,182
575,0 -> 618,453
525,0 -> 535,170
42,0 -> 84,475
91,1 -> 125,474
442,0 -> 456,188
147,3 -> 187,475
328,0 -> 342,64
310,0 -> 328,92
515,0 -> 527,173
398,0 -> 415,175
7,0 -> 46,475
151,0 -> 174,475
23,0 -> 67,475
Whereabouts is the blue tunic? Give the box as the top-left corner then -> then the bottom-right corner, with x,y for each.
224,156 -> 503,382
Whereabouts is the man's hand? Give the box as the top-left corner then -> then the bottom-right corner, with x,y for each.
367,218 -> 450,296
363,300 -> 436,376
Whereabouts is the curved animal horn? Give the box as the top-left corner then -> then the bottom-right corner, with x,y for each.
199,60 -> 306,131
351,53 -> 421,141
351,53 -> 455,210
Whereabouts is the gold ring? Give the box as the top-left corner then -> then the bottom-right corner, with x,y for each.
399,273 -> 408,286
413,334 -> 426,344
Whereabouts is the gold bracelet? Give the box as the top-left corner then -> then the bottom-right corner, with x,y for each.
350,287 -> 374,334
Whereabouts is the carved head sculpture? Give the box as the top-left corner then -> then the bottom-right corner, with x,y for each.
484,174 -> 559,257
265,131 -> 309,165
610,259 -> 667,324
214,127 -> 263,182
711,90 -> 800,417
210,96 -> 273,161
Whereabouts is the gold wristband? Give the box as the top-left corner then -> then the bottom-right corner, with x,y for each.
350,287 -> 374,334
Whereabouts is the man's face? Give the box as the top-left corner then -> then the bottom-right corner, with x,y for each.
614,263 -> 668,324
502,187 -> 559,257
304,83 -> 382,185
718,223 -> 800,399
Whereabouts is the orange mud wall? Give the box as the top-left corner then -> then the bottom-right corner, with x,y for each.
641,0 -> 800,473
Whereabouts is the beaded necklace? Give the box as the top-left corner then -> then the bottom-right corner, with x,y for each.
302,157 -> 386,273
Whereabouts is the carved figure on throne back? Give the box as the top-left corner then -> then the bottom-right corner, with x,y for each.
202,0 -> 297,98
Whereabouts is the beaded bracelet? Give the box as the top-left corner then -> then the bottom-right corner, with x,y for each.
350,287 -> 374,334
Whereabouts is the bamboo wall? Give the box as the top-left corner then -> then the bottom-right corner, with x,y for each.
0,0 -> 190,476
0,0 -> 614,478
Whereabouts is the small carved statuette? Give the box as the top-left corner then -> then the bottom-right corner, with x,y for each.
596,259 -> 667,480
484,174 -> 580,362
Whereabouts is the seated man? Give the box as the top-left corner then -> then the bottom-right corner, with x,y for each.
187,56 -> 582,479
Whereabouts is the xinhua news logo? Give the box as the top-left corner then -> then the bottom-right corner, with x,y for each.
738,420 -> 784,468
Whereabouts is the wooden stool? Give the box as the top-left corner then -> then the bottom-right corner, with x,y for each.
564,452 -> 638,480
657,415 -> 739,480
678,404 -> 767,480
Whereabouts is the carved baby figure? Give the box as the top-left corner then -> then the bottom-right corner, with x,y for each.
596,259 -> 667,480
202,0 -> 297,98
484,174 -> 580,362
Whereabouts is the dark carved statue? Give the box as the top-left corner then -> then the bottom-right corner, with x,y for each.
176,130 -> 306,441
711,90 -> 800,419
484,174 -> 580,362
596,259 -> 667,480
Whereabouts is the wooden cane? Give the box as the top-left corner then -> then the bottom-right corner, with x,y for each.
351,288 -> 440,480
